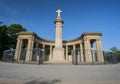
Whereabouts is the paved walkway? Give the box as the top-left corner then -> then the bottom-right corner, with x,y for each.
0,62 -> 120,84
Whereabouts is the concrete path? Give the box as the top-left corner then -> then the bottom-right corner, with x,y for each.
0,62 -> 120,84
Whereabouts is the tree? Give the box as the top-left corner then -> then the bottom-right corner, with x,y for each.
68,47 -> 72,55
110,46 -> 120,62
0,24 -> 27,60
7,24 -> 27,48
110,46 -> 119,52
0,25 -> 10,59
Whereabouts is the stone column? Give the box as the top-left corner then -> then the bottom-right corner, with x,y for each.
73,45 -> 75,50
77,50 -> 80,62
84,39 -> 88,62
42,44 -> 45,61
96,39 -> 100,61
84,38 -> 92,62
14,38 -> 23,61
52,9 -> 65,63
80,43 -> 84,62
35,42 -> 39,62
49,45 -> 53,62
35,42 -> 38,48
66,45 -> 68,61
25,38 -> 34,62
55,22 -> 62,48
91,47 -> 95,63
73,45 -> 76,62
42,44 -> 45,50
99,39 -> 104,62
96,39 -> 104,63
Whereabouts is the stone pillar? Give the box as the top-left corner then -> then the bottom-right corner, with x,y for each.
84,38 -> 92,62
80,43 -> 84,62
96,39 -> 104,63
55,22 -> 62,48
52,9 -> 65,63
42,44 -> 45,50
99,39 -> 104,62
25,38 -> 34,62
91,47 -> 95,63
42,44 -> 45,61
73,45 -> 75,50
35,42 -> 39,62
84,39 -> 88,62
49,45 -> 53,62
96,39 -> 101,62
35,42 -> 38,48
14,38 -> 23,61
66,45 -> 68,61
77,50 -> 80,62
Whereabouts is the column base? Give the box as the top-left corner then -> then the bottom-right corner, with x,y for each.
52,47 -> 67,63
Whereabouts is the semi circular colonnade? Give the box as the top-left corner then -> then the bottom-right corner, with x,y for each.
14,32 -> 104,64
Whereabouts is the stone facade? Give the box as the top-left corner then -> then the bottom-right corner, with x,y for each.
14,9 -> 104,64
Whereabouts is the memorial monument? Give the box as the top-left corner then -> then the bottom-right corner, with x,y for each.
52,9 -> 66,63
14,9 -> 104,64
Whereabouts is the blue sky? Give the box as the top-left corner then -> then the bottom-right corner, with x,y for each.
0,0 -> 120,51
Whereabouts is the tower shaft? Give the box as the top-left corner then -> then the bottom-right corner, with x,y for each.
55,22 -> 62,48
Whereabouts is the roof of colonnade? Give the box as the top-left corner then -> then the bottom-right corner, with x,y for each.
17,31 -> 102,43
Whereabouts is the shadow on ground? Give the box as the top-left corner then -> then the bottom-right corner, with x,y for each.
24,77 -> 61,84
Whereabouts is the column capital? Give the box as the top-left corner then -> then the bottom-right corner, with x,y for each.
17,37 -> 22,40
96,38 -> 102,41
84,37 -> 90,41
28,38 -> 34,41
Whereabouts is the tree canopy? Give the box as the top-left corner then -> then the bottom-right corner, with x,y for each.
110,46 -> 120,62
0,24 -> 27,60
7,24 -> 27,48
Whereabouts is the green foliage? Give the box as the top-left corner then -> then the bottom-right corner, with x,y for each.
110,46 -> 119,52
110,46 -> 120,62
68,47 -> 72,55
7,24 -> 27,48
0,25 -> 10,49
0,24 -> 27,60
7,24 -> 26,38
45,48 -> 50,55
0,25 -> 10,59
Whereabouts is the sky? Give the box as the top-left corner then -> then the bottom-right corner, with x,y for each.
0,0 -> 120,51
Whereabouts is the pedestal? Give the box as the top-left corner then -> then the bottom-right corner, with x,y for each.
52,47 -> 66,63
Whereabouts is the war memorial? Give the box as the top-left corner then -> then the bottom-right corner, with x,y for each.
14,9 -> 104,64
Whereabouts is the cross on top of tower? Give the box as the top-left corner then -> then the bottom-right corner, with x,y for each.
56,9 -> 62,17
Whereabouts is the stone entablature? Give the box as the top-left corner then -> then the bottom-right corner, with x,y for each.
17,32 -> 102,46
17,32 -> 102,44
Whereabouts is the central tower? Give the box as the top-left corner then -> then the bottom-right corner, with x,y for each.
55,9 -> 63,48
52,9 -> 66,63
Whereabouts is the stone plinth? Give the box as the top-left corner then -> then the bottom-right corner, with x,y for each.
52,47 -> 66,63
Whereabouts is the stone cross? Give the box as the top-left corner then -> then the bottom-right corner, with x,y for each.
56,9 -> 62,17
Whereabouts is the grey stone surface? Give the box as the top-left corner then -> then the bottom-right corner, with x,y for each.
0,62 -> 120,84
